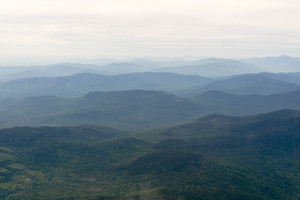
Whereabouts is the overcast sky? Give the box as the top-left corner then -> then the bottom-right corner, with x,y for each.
1,0 -> 300,65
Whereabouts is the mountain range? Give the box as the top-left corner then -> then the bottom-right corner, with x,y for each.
1,88 -> 300,130
0,90 -> 202,129
0,109 -> 299,199
188,90 -> 300,116
1,55 -> 300,199
153,58 -> 262,77
1,55 -> 299,83
2,71 -> 300,99
244,55 -> 300,72
0,72 -> 211,99
176,73 -> 300,96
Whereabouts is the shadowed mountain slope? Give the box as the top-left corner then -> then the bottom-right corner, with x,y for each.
0,109 -> 299,199
188,90 -> 300,116
0,90 -> 202,130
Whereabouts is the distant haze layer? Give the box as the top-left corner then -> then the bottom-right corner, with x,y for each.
1,0 -> 300,65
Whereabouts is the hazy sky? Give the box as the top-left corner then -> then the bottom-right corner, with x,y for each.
1,0 -> 300,64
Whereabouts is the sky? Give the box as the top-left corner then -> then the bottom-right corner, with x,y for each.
1,0 -> 300,65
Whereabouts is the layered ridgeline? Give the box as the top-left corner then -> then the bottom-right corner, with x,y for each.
188,90 -> 300,116
0,72 -> 211,98
0,109 -> 299,199
0,90 -> 201,129
153,58 -> 262,77
0,63 -> 105,83
1,55 -> 300,82
176,73 -> 300,96
2,71 -> 300,99
2,89 -> 300,129
0,57 -> 261,82
243,55 -> 300,72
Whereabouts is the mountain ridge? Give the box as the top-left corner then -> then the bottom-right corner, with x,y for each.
0,72 -> 212,99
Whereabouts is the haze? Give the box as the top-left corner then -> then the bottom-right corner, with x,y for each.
1,0 -> 300,65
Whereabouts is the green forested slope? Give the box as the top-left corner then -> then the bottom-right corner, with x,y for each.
0,110 -> 299,199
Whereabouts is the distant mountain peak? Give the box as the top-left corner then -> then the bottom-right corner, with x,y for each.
279,55 -> 291,58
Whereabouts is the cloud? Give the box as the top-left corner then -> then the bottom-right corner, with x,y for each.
0,0 -> 300,64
